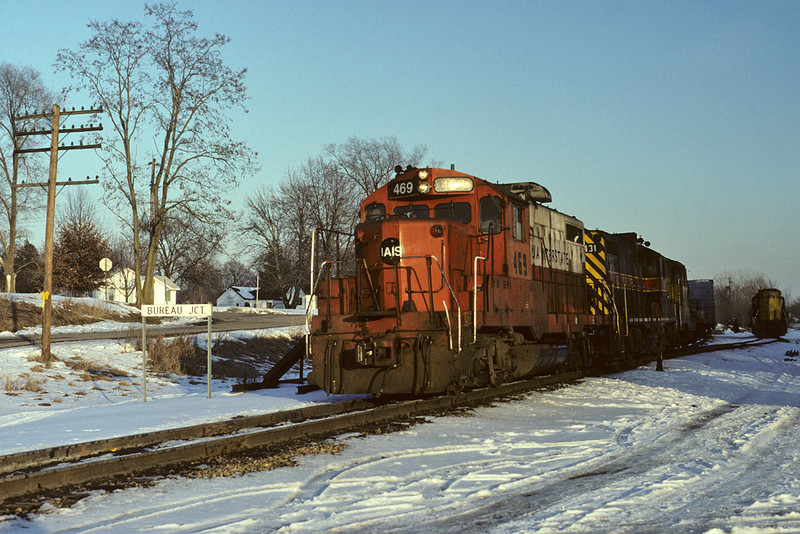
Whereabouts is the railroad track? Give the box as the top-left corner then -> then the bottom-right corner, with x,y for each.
673,337 -> 781,356
0,336 -> 778,514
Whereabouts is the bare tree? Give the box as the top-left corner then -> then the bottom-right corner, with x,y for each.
243,136 -> 431,305
157,216 -> 226,302
56,3 -> 256,305
714,270 -> 777,327
325,135 -> 429,196
300,156 -> 359,260
220,258 -> 253,288
787,296 -> 799,322
180,258 -> 224,304
243,184 -> 298,304
0,64 -> 55,292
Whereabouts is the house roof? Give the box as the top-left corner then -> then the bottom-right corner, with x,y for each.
229,286 -> 259,300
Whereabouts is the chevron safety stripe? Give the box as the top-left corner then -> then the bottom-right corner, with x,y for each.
585,231 -> 610,315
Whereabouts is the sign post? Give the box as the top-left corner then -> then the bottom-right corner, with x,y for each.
99,257 -> 112,300
141,303 -> 214,401
141,311 -> 147,402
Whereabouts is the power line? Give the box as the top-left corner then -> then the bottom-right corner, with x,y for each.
12,104 -> 103,360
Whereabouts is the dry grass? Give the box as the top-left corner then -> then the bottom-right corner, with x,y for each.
0,295 -> 137,333
63,357 -> 131,379
3,374 -> 46,393
132,334 -> 302,380
134,335 -> 198,375
200,334 -> 303,380
27,351 -> 61,366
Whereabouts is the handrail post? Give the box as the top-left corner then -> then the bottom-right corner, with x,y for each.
429,254 -> 461,353
306,228 -> 318,361
426,257 -> 435,322
473,256 -> 486,343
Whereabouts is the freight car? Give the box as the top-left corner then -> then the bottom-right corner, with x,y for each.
307,166 -> 704,396
751,288 -> 788,338
688,279 -> 716,336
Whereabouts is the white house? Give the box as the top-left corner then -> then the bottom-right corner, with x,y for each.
154,275 -> 180,306
94,268 -> 180,306
216,286 -> 259,308
215,286 -> 288,309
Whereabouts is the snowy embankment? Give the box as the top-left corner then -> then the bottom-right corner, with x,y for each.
1,324 -> 800,533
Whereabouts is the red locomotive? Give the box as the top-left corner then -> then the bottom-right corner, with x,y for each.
307,166 -> 700,395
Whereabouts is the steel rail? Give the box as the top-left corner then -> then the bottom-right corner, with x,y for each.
0,398 -> 381,477
0,336 -> 779,508
0,372 -> 580,507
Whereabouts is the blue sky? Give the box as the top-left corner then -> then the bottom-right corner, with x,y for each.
2,0 -> 799,297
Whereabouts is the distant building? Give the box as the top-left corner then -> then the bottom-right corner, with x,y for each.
217,286 -> 260,308
154,275 -> 180,306
215,286 -> 314,309
93,268 -> 179,306
215,286 -> 291,309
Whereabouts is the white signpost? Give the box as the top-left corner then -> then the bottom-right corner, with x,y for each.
99,258 -> 112,300
140,303 -> 213,401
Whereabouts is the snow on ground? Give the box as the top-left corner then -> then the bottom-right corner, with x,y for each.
1,322 -> 800,533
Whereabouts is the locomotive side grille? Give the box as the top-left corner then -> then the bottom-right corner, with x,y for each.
585,231 -> 610,316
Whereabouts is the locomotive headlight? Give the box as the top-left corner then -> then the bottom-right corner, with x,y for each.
431,224 -> 444,237
417,169 -> 429,180
417,181 -> 431,194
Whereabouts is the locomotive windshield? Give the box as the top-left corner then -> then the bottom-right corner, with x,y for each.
392,202 -> 473,223
434,202 -> 472,223
394,204 -> 429,218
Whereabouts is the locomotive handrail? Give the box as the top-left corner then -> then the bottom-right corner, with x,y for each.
432,254 -> 462,354
306,259 -> 337,360
308,228 -> 318,361
473,256 -> 486,343
401,253 -> 462,353
306,258 -> 362,359
361,258 -> 381,311
595,277 -> 623,336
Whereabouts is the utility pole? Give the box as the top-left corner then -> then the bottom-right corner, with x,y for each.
13,104 -> 102,360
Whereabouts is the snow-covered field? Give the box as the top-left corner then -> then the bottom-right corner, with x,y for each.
1,315 -> 800,533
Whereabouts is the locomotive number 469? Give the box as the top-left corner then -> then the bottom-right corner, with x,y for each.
389,180 -> 415,198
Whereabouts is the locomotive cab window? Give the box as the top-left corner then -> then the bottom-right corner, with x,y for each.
512,205 -> 525,241
434,202 -> 472,224
365,202 -> 385,221
393,204 -> 430,219
566,223 -> 583,244
480,195 -> 504,234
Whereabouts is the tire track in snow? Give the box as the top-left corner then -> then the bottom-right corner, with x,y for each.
389,401 -> 755,533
